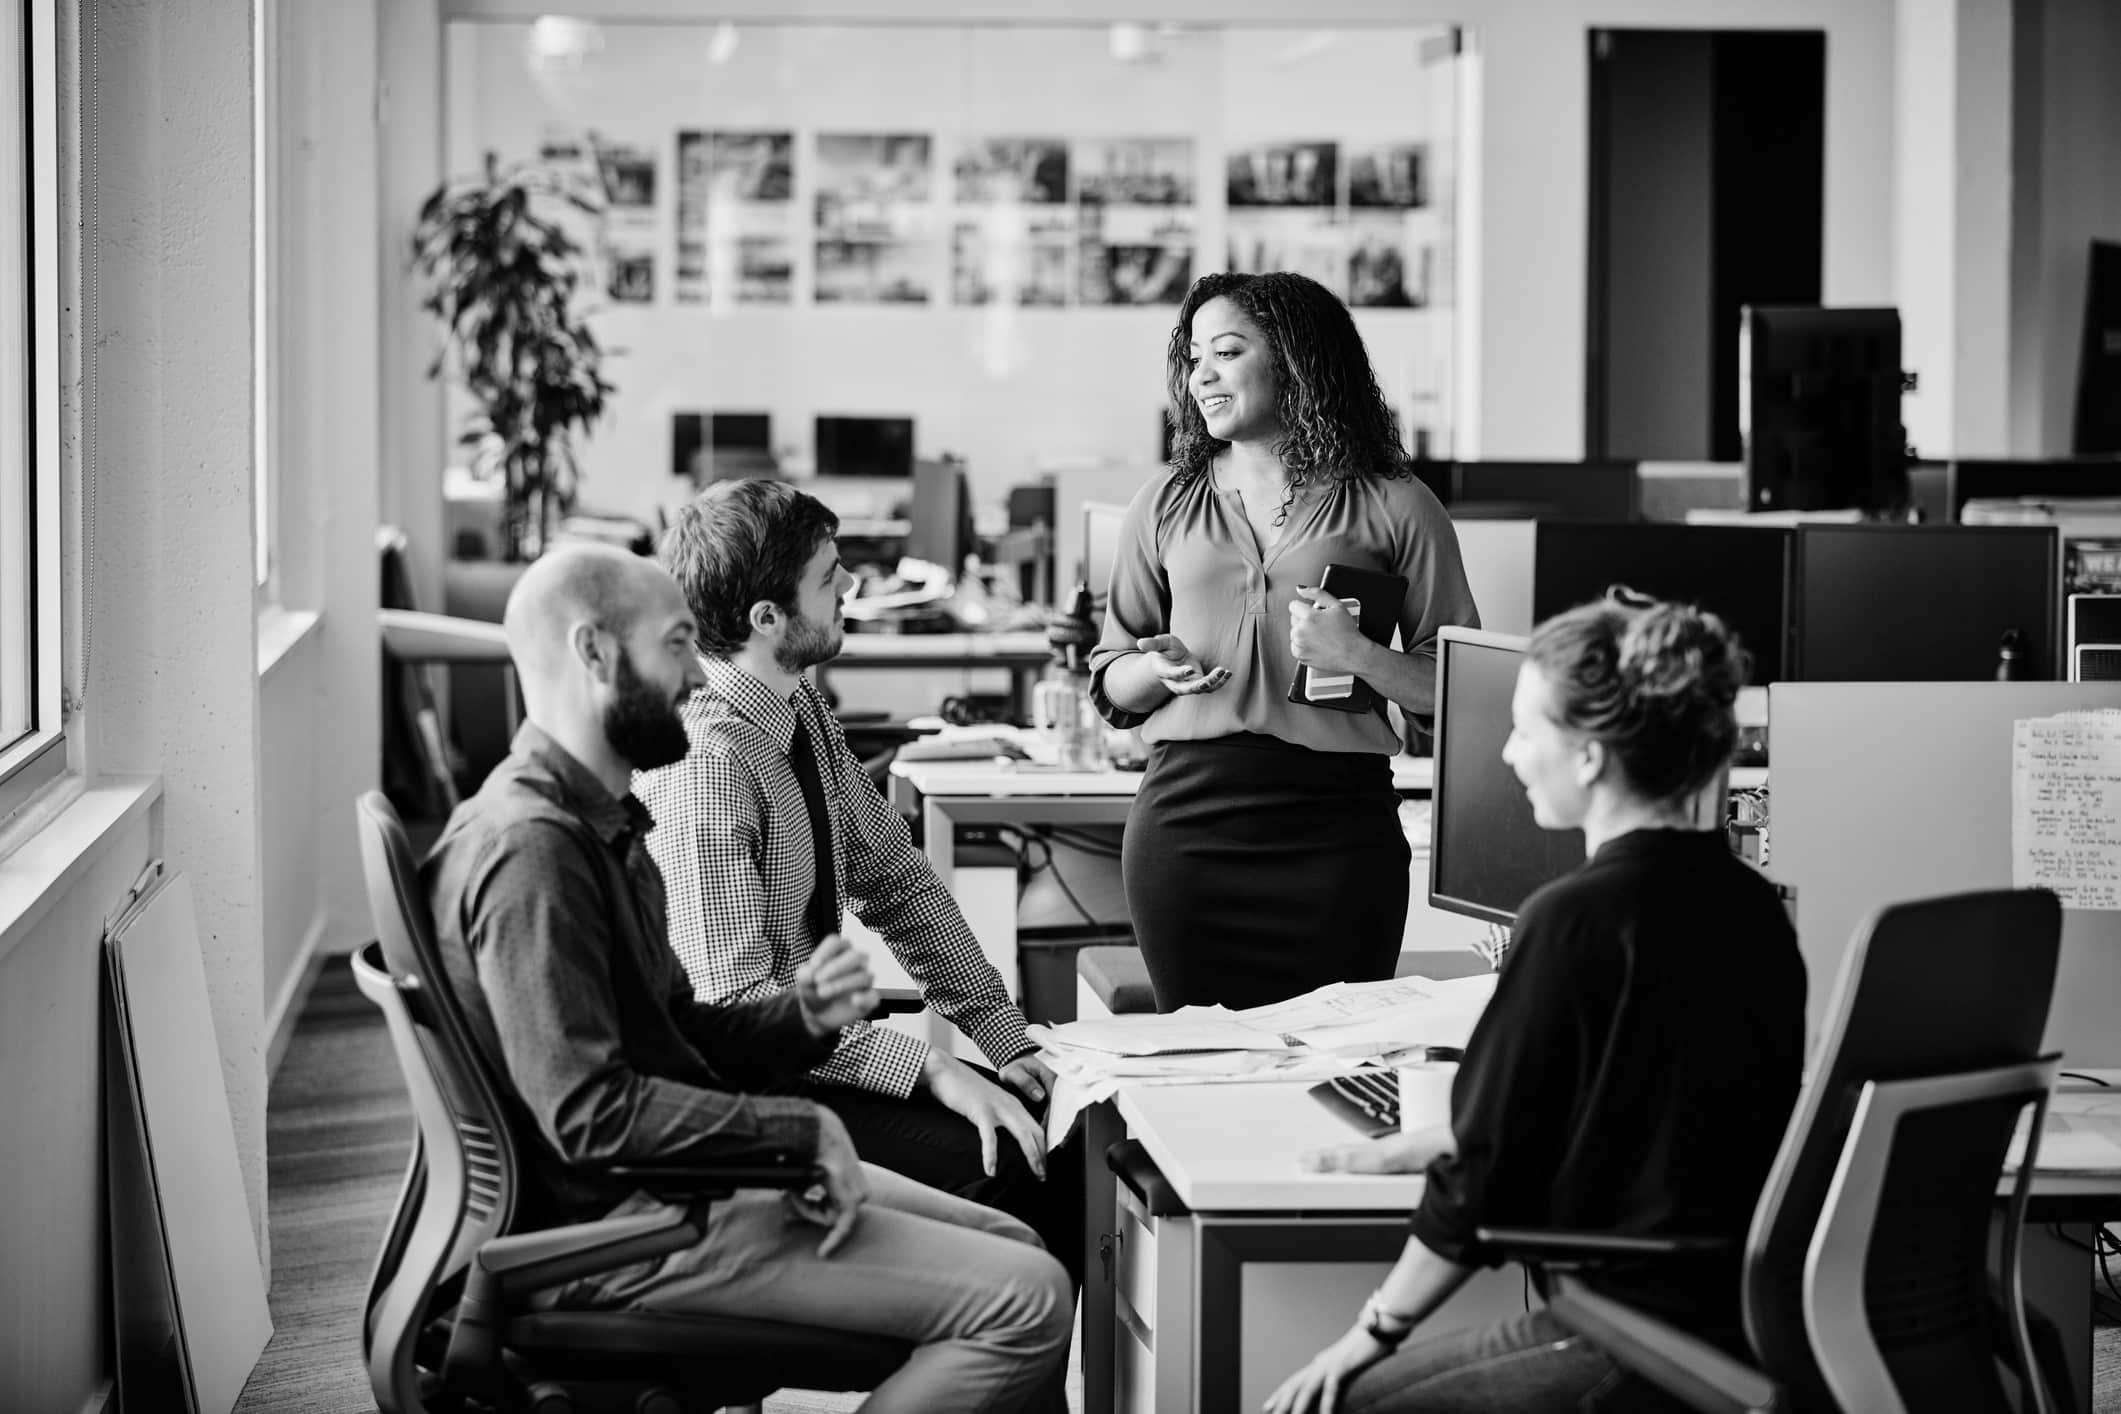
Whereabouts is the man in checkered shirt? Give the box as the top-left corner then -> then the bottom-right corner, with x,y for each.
638,478 -> 1080,1295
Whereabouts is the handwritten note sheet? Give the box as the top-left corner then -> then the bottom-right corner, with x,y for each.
2012,710 -> 2121,909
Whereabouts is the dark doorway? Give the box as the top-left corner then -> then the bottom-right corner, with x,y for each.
1587,29 -> 1825,462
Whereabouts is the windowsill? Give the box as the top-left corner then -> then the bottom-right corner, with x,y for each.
0,772 -> 162,965
257,604 -> 322,677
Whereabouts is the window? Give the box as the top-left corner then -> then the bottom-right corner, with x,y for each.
252,0 -> 276,593
0,0 -> 64,821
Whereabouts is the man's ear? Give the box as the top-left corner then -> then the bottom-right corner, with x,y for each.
569,621 -> 617,682
746,597 -> 782,642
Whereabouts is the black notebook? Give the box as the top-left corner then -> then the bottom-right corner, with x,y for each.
1287,563 -> 1408,715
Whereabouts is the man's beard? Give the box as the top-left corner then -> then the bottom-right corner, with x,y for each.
605,650 -> 691,771
772,604 -> 843,675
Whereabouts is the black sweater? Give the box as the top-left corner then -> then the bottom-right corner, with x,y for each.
1410,828 -> 1805,1350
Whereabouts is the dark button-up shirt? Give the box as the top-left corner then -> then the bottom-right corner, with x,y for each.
1411,829 -> 1805,1352
425,722 -> 834,1226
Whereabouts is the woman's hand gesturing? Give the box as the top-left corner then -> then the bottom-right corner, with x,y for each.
1137,634 -> 1232,697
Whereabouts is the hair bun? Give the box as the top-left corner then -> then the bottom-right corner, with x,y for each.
1617,602 -> 1745,705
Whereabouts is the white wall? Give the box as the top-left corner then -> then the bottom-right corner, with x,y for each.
1893,0 -> 2013,460
258,0 -> 384,1040
80,0 -> 269,1250
0,797 -> 156,1411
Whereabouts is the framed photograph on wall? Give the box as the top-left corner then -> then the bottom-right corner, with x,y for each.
1075,138 -> 1195,306
676,130 -> 797,306
815,132 -> 935,304
1347,142 -> 1426,210
952,137 -> 1073,306
1225,141 -> 1338,208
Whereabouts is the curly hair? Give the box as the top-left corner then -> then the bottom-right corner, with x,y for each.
1527,588 -> 1752,806
1164,271 -> 1411,524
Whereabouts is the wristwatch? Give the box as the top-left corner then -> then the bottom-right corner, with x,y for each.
1359,1291 -> 1417,1350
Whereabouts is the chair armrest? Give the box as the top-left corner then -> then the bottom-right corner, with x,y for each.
871,986 -> 925,1018
1547,1277 -> 1783,1414
479,1205 -> 707,1291
1475,1226 -> 1731,1267
378,608 -> 512,664
605,1160 -> 824,1200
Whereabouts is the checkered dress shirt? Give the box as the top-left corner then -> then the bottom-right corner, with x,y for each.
638,657 -> 1034,1098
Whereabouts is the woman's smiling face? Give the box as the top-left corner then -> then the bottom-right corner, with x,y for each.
1186,295 -> 1282,445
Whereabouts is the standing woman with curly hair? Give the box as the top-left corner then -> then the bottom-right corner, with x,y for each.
1088,271 -> 1479,1011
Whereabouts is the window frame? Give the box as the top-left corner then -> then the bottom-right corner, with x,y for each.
0,0 -> 66,825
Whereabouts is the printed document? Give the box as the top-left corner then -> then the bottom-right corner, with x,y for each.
2011,709 -> 2121,910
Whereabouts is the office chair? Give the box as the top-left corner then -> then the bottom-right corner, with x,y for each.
1478,888 -> 2065,1414
352,791 -> 911,1413
379,527 -> 520,820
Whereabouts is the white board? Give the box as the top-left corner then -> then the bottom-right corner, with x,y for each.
108,871 -> 272,1414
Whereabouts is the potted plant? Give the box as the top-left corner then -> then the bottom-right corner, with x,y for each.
412,153 -> 615,561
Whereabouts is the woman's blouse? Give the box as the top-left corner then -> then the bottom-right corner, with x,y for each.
1087,468 -> 1478,754
1411,828 -> 1806,1353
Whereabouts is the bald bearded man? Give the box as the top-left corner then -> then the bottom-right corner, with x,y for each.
422,545 -> 1071,1414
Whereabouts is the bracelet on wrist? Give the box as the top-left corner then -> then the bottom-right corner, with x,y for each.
1359,1292 -> 1417,1349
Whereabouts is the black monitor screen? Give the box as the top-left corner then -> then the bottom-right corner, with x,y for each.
1741,305 -> 1904,513
1430,630 -> 1584,926
1532,523 -> 1791,683
1789,524 -> 2062,681
1454,460 -> 1638,522
711,412 -> 772,450
815,415 -> 915,479
905,461 -> 972,572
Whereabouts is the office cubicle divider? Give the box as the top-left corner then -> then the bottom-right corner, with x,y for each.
1769,680 -> 2121,1065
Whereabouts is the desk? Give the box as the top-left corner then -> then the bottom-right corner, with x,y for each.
1088,1077 -> 2121,1414
890,754 -> 1446,895
823,630 -> 1054,720
1098,1080 -> 1528,1414
890,755 -> 1768,894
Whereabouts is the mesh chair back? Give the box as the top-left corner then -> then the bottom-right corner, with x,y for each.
355,791 -> 522,1411
1743,888 -> 2062,1411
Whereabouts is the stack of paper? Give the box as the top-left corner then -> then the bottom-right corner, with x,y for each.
1032,974 -> 1500,1146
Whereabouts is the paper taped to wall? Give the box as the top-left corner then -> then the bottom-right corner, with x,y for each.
2011,709 -> 2121,910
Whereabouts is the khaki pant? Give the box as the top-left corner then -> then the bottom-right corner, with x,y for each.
556,1162 -> 1072,1414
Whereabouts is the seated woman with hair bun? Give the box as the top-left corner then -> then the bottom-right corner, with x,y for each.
1267,590 -> 1806,1414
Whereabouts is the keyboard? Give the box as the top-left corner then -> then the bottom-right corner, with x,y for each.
1309,1070 -> 1401,1138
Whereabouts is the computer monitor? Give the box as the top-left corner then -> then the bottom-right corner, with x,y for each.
1452,461 -> 1639,522
1946,456 -> 2121,522
905,459 -> 974,574
1739,305 -> 1906,514
1531,523 -> 1792,683
815,415 -> 915,479
711,412 -> 772,450
1788,524 -> 2063,681
1429,628 -> 1584,926
2068,594 -> 2121,682
1082,500 -> 1128,609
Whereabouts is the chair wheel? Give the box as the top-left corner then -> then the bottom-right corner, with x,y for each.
523,1380 -> 574,1414
633,1390 -> 683,1414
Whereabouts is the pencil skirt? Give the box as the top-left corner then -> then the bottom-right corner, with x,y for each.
1121,732 -> 1411,1012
